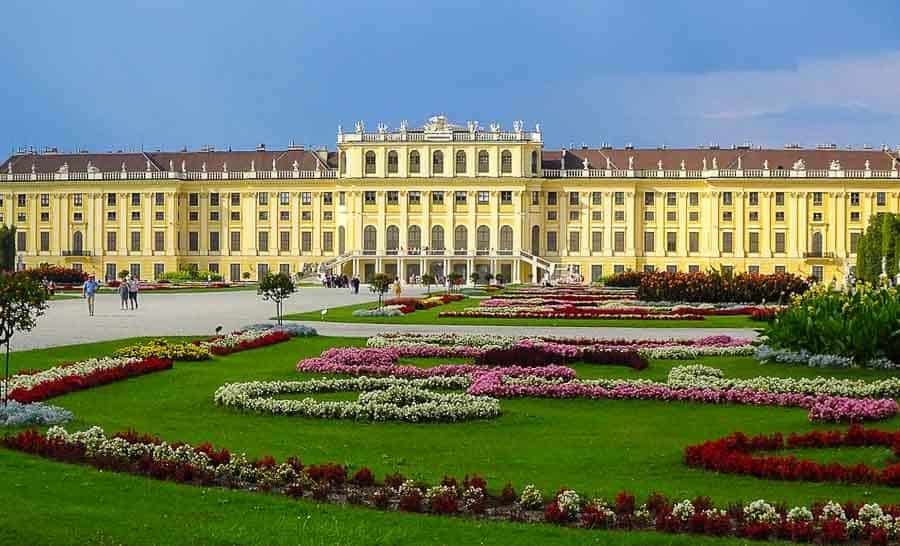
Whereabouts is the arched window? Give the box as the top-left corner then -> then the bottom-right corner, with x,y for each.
501,150 -> 513,174
72,231 -> 83,253
339,152 -> 346,174
363,225 -> 377,254
477,225 -> 490,253
500,225 -> 513,252
531,150 -> 539,174
387,151 -> 399,174
454,225 -> 468,252
407,225 -> 421,250
477,150 -> 489,173
364,151 -> 376,174
531,225 -> 540,255
409,151 -> 421,174
455,150 -> 467,174
811,232 -> 823,255
431,225 -> 445,251
338,226 -> 346,254
432,150 -> 444,174
386,225 -> 399,253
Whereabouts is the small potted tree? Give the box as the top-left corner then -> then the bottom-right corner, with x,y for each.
469,272 -> 481,286
369,273 -> 393,309
421,273 -> 435,295
495,273 -> 505,287
447,272 -> 463,293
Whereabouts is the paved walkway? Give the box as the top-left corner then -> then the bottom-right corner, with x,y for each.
15,287 -> 758,351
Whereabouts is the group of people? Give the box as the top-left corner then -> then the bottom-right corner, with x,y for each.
320,272 -> 361,294
40,278 -> 57,296
78,274 -> 140,316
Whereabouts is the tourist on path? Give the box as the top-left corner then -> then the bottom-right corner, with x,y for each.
119,277 -> 130,310
82,275 -> 99,317
393,277 -> 402,297
128,276 -> 140,310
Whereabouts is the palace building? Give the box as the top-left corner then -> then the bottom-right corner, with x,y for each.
1,115 -> 898,284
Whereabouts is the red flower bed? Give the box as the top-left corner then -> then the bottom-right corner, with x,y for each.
750,307 -> 780,321
604,271 -> 645,287
684,425 -> 900,486
8,357 -> 173,404
439,309 -> 704,320
635,271 -> 810,304
383,297 -> 421,307
23,265 -> 88,284
204,330 -> 292,356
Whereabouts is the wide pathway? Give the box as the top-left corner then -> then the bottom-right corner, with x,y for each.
15,287 -> 758,350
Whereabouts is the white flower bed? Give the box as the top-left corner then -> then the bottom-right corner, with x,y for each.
352,305 -> 406,317
214,376 -> 499,423
2,356 -> 145,396
0,400 -> 73,427
201,329 -> 275,351
756,345 -> 899,370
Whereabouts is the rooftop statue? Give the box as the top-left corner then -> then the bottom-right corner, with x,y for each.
793,158 -> 806,171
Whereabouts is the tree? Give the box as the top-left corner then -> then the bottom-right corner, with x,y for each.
369,273 -> 392,309
495,273 -> 505,286
856,213 -> 900,282
469,272 -> 480,285
258,272 -> 296,325
421,273 -> 435,295
0,225 -> 16,272
0,272 -> 50,405
447,272 -> 463,293
118,269 -> 130,280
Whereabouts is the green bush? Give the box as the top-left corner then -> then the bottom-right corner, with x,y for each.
764,283 -> 900,364
855,213 -> 900,282
160,269 -> 223,283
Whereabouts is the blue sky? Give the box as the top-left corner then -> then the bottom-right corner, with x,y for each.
3,0 -> 900,153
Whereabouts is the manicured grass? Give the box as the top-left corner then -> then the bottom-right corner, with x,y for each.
5,335 -> 899,516
283,297 -> 758,328
0,448 -> 749,546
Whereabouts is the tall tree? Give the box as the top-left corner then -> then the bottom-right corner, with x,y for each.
0,225 -> 16,272
0,272 -> 50,405
257,272 -> 296,325
369,273 -> 392,308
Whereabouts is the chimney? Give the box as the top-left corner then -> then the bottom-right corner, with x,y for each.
256,143 -> 266,152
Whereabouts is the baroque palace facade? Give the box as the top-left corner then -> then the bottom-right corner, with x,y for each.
1,115 -> 899,284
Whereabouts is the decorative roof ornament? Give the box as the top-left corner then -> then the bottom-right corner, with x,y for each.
763,159 -> 769,170
657,159 -> 663,170
467,120 -> 477,133
377,123 -> 388,134
712,157 -> 718,169
121,162 -> 127,173
628,156 -> 634,170
737,156 -> 742,169
201,161 -> 207,173
535,122 -> 541,134
582,157 -> 590,170
606,156 -> 612,169
86,161 -> 99,174
337,124 -> 343,136
272,158 -> 277,171
489,122 -> 500,132
146,159 -> 152,172
893,157 -> 898,170
181,160 -> 186,173
792,158 -> 806,171
250,159 -> 255,172
702,157 -> 708,170
168,159 -> 174,171
424,115 -> 450,132
292,160 -> 299,172
58,162 -> 69,174
354,120 -> 364,134
399,119 -> 408,132
830,159 -> 841,171
223,161 -> 228,173
865,159 -> 871,170
680,159 -> 686,170
7,162 -> 12,174
31,163 -> 36,174
513,119 -> 523,133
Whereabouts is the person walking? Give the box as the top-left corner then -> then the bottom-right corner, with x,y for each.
352,276 -> 360,294
128,276 -> 140,310
119,276 -> 130,310
393,277 -> 402,297
82,275 -> 99,316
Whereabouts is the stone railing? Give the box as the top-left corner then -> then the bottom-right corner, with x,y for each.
0,169 -> 337,183
338,130 -> 542,144
542,168 -> 900,179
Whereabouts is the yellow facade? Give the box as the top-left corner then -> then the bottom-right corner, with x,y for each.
1,116 -> 897,283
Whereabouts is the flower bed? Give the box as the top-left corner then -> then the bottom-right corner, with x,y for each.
685,425 -> 900,486
7,426 -> 900,544
114,339 -> 211,361
611,270 -> 811,303
200,329 -> 292,356
0,400 -> 73,427
3,356 -> 173,404
439,308 -> 705,320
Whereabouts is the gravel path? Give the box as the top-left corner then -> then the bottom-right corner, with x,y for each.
14,287 -> 759,351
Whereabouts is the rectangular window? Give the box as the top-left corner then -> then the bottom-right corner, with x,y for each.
775,265 -> 786,274
547,210 -> 557,221
280,211 -> 290,221
323,192 -> 333,205
364,191 -> 376,205
209,193 -> 219,206
189,193 -> 199,207
188,231 -> 199,252
106,232 -> 117,251
688,211 -> 699,222
323,211 -> 332,221
107,211 -> 116,222
614,210 -> 625,222
812,192 -> 823,206
39,231 -> 50,252
748,211 -> 759,222
688,231 -> 699,253
230,211 -> 240,221
230,193 -> 240,207
812,265 -> 824,282
591,231 -> 602,252
644,192 -> 655,206
613,264 -> 625,274
73,193 -> 83,207
154,263 -> 165,280
322,231 -> 333,252
775,232 -> 786,253
230,231 -> 241,251
154,231 -> 165,252
748,192 -> 759,206
812,212 -> 823,222
722,232 -> 733,253
643,265 -> 655,273
644,211 -> 655,221
722,192 -> 733,206
569,210 -> 579,221
547,192 -> 558,206
258,263 -> 269,280
614,231 -> 625,252
775,192 -> 785,206
131,193 -> 140,206
591,265 -> 603,282
16,212 -> 25,223
209,211 -> 219,221
387,191 -> 399,205
850,211 -> 860,222
130,264 -> 141,279
16,231 -> 26,252
721,265 -> 734,276
592,192 -> 602,205
107,193 -> 117,207
209,232 -> 220,252
188,211 -> 199,222
40,212 -> 50,222
258,211 -> 269,221
279,263 -> 291,276
546,231 -> 558,252
666,211 -> 677,222
455,191 -> 467,204
432,191 -> 444,205
666,231 -> 676,252
130,231 -> 141,252
501,191 -> 512,204
280,231 -> 290,252
850,232 -> 861,253
131,211 -> 140,221
876,192 -> 886,207
301,211 -> 311,221
301,192 -> 312,206
408,191 -> 421,205
614,192 -> 624,206
850,192 -> 860,206
722,211 -> 733,222
568,231 -> 580,253
208,263 -> 219,274
17,194 -> 26,207
531,191 -> 539,205
688,264 -> 700,273
666,192 -> 677,207
643,231 -> 655,253
569,192 -> 580,206
592,211 -> 602,221
154,211 -> 164,221
279,192 -> 290,205
258,192 -> 269,206
478,191 -> 490,204
775,211 -> 785,222
666,265 -> 677,274
230,263 -> 241,282
748,232 -> 759,253
258,232 -> 269,252
688,192 -> 699,207
73,212 -> 83,222
748,265 -> 760,275
301,231 -> 312,252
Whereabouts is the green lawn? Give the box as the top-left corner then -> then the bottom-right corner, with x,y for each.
283,297 -> 758,328
3,336 -> 899,544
